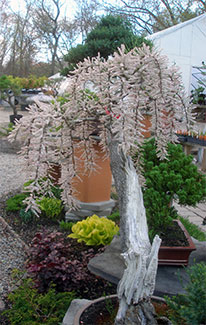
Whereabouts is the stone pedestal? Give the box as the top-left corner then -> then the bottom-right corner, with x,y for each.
65,199 -> 116,222
88,237 -> 206,297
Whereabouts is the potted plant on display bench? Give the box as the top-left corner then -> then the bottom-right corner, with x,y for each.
9,44 -> 194,324
0,75 -> 47,124
0,75 -> 23,123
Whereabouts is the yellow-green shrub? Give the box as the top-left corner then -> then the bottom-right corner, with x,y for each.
68,214 -> 119,246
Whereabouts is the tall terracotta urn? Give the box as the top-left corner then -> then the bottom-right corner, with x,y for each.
49,139 -> 112,204
72,141 -> 112,203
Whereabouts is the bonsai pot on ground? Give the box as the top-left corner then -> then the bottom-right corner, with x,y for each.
158,219 -> 196,266
67,295 -> 170,325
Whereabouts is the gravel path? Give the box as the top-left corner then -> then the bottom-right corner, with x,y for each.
0,216 -> 29,301
0,152 -> 30,197
0,146 -> 31,309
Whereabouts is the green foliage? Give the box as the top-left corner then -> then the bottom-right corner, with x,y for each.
0,75 -> 21,98
15,75 -> 47,89
50,184 -> 62,200
15,179 -> 64,221
6,193 -> 28,212
0,75 -> 47,115
178,216 -> 206,241
59,220 -> 75,232
37,197 -> 63,220
0,122 -> 14,137
165,262 -> 206,325
190,62 -> 206,104
68,214 -> 119,246
138,138 -> 206,236
19,208 -> 34,224
62,15 -> 152,74
3,273 -> 75,325
191,86 -> 205,104
23,179 -> 62,200
107,211 -> 120,223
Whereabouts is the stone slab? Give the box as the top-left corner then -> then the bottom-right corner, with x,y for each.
78,199 -> 116,211
65,213 -> 84,222
195,203 -> 206,212
65,199 -> 116,212
66,209 -> 113,221
88,237 -> 206,297
62,298 -> 90,325
186,206 -> 206,216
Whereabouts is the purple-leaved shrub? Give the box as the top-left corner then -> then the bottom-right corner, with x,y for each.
26,231 -> 115,298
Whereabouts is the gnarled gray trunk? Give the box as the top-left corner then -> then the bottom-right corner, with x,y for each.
108,135 -> 161,324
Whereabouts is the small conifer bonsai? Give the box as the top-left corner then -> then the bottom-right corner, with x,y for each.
139,138 -> 206,237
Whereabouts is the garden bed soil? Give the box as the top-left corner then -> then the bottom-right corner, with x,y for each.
0,191 -> 117,325
159,221 -> 188,247
0,191 -> 195,324
0,209 -> 117,298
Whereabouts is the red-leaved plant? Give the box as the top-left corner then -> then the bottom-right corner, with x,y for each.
26,231 -> 114,298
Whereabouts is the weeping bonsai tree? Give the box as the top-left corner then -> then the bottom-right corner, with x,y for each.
9,44 -> 193,324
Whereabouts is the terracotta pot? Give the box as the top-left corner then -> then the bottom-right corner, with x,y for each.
158,220 -> 196,266
72,141 -> 112,203
48,163 -> 61,186
48,140 -> 112,203
142,114 -> 152,138
141,110 -> 172,139
73,295 -> 167,325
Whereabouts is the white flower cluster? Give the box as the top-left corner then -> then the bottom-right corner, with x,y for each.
8,45 -> 193,214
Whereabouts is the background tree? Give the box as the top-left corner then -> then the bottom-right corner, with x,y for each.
5,3 -> 38,77
196,0 -> 206,11
62,14 -> 152,74
0,0 -> 13,74
0,0 -> 78,77
73,0 -> 101,42
32,0 -> 77,76
104,0 -> 203,34
32,0 -> 64,75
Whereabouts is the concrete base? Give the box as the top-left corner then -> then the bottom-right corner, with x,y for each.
88,236 -> 206,297
62,237 -> 206,324
65,199 -> 116,221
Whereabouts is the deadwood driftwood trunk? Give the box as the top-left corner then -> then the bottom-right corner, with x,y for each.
108,137 -> 162,324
